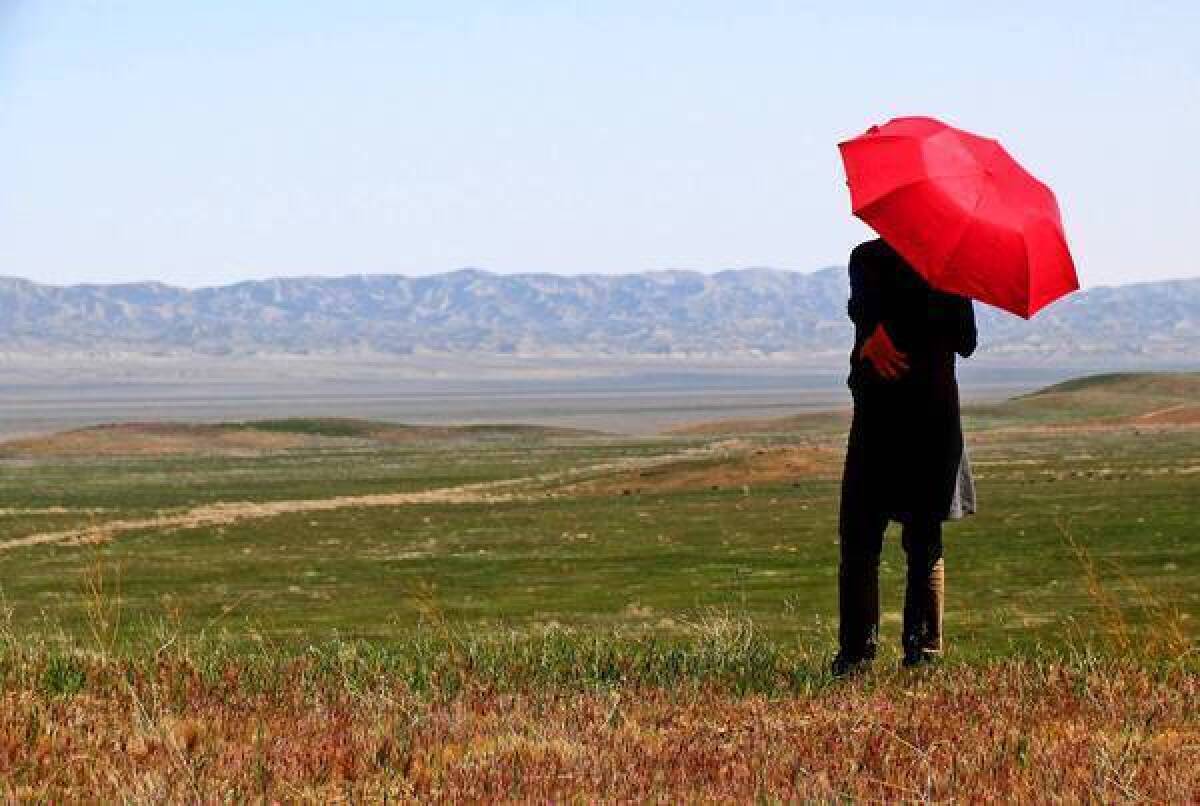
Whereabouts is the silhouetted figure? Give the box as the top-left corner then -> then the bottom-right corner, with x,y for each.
833,238 -> 977,675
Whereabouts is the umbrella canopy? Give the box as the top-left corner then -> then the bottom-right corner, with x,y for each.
838,116 -> 1078,318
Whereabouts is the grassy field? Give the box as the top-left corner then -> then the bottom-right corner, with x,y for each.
1,374 -> 1195,650
0,372 -> 1196,799
1,629 -> 1195,800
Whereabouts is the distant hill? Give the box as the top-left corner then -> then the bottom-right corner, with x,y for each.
668,371 -> 1200,435
1020,371 -> 1200,399
0,417 -> 599,457
1,268 -> 1197,363
979,371 -> 1200,426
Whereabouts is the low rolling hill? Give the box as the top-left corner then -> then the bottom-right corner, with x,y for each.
0,417 -> 601,458
4,374 -> 1195,456
667,372 -> 1200,437
967,371 -> 1200,428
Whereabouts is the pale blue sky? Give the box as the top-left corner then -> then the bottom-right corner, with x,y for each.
1,1 -> 1197,288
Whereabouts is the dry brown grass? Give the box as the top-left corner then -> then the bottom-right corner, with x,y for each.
1060,521 -> 1195,663
0,500 -> 1194,801
0,652 -> 1195,802
1129,404 -> 1200,425
0,423 -> 318,457
0,420 -> 601,458
570,444 -> 838,495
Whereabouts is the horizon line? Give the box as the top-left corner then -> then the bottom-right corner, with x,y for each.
2,266 -> 1197,293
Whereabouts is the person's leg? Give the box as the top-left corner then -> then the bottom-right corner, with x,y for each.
900,518 -> 945,664
836,508 -> 888,667
835,399 -> 889,674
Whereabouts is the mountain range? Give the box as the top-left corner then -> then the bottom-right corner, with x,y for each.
1,268 -> 1197,364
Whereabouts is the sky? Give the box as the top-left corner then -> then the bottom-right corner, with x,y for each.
0,1 -> 1197,289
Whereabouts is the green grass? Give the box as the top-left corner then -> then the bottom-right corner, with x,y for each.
0,372 -> 1195,653
234,417 -> 391,437
0,424 -> 1195,656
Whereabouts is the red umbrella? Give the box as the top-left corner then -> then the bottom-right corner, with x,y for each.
838,116 -> 1078,318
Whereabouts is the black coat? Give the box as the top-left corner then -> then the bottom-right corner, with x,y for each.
840,238 -> 977,525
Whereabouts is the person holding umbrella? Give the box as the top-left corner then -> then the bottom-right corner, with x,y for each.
833,236 -> 977,675
831,116 -> 1078,675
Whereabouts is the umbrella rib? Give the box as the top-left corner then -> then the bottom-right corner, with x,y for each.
851,172 -> 983,217
928,181 -> 991,288
851,178 -> 925,215
927,146 -> 1009,287
1019,231 -> 1033,318
934,218 -> 980,293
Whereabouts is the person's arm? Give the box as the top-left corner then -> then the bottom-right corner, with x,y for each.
936,292 -> 974,355
955,297 -> 977,358
848,243 -> 909,379
847,243 -> 884,338
929,292 -> 977,358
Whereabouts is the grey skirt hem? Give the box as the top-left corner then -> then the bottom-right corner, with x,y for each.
947,448 -> 976,521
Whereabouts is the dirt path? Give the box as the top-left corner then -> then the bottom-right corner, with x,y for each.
0,483 -> 516,552
0,444 -> 739,552
1133,403 -> 1200,425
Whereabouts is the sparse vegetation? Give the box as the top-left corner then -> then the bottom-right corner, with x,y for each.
0,621 -> 1194,800
0,417 -> 602,458
0,373 -> 1195,799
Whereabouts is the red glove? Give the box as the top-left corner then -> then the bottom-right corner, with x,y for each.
860,324 -> 909,381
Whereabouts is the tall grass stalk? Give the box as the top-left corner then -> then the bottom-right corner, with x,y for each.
1059,519 -> 1195,664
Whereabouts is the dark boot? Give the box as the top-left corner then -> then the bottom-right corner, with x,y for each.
901,521 -> 945,666
902,557 -> 944,667
837,551 -> 881,670
835,499 -> 886,677
830,652 -> 873,678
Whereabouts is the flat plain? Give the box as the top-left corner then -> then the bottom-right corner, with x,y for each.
2,371 -> 1196,648
0,371 -> 1196,800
